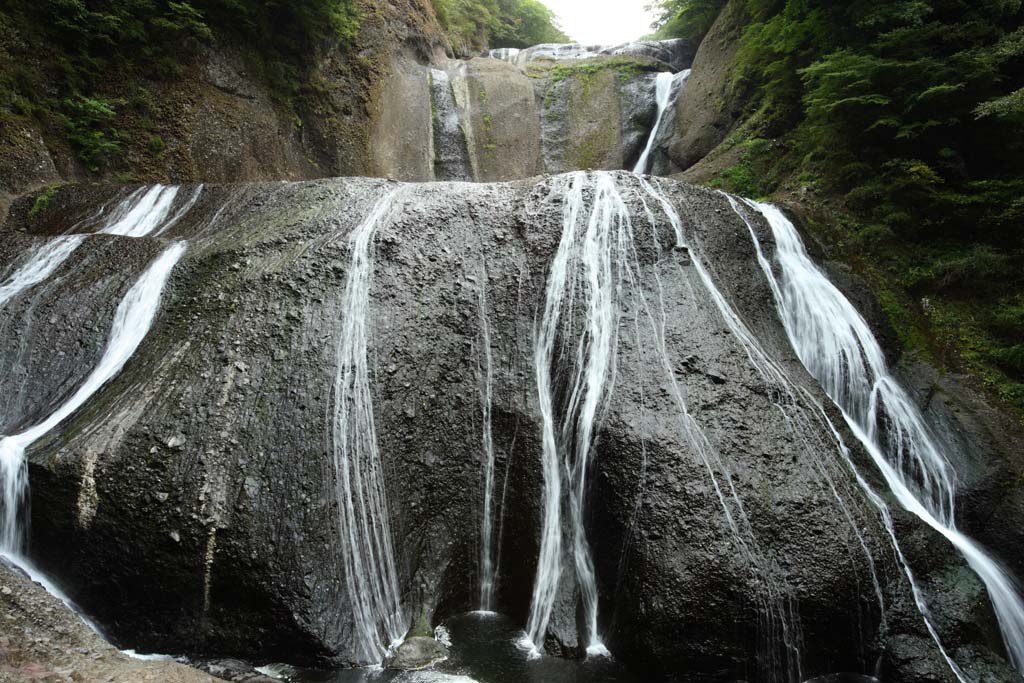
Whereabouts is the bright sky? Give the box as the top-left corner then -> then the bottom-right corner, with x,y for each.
540,0 -> 660,45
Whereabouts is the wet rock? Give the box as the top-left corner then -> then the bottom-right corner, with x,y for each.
194,658 -> 278,682
0,562 -> 217,682
385,637 -> 448,670
2,174 -> 1018,682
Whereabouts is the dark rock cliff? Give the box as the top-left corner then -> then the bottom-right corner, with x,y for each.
1,174 -> 1019,681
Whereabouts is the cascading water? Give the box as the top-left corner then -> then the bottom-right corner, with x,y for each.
429,68 -> 472,182
99,185 -> 180,237
634,179 -> 808,680
521,173 -> 814,674
331,191 -> 407,664
156,185 -> 203,236
523,172 -> 627,657
0,242 -> 187,556
477,274 -> 498,613
0,185 -> 183,311
0,236 -> 87,309
633,70 -> 689,175
733,198 -> 1024,673
488,47 -> 521,62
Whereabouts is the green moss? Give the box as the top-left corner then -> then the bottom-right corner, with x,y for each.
408,609 -> 433,638
29,184 -> 60,217
926,300 -> 1024,415
708,138 -> 774,199
147,135 -> 166,156
548,56 -> 656,85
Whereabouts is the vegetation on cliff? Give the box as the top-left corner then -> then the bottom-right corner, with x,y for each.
430,0 -> 568,54
654,0 -> 1024,415
0,0 -> 365,175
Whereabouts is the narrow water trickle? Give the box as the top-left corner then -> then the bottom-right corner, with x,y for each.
331,191 -> 407,664
0,242 -> 187,556
429,69 -> 472,182
634,179 -> 807,681
478,273 -> 498,613
733,198 -> 1024,675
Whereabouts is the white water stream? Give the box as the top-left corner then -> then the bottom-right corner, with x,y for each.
478,274 -> 498,613
524,172 -> 627,657
331,191 -> 407,664
633,71 -> 689,175
0,242 -> 187,554
733,198 -> 1024,675
0,185 -> 183,311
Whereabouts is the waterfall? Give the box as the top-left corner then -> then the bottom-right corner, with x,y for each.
99,185 -> 180,237
429,69 -> 472,182
0,185 -> 184,311
633,71 -> 689,175
734,198 -> 1024,675
331,191 -> 406,664
636,179 -> 808,680
0,236 -> 87,309
521,173 -> 810,673
156,185 -> 203,236
0,242 -> 187,556
523,172 -> 627,657
477,275 -> 498,613
488,48 -> 521,63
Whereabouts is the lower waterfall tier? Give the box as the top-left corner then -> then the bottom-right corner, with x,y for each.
1,173 -> 1021,682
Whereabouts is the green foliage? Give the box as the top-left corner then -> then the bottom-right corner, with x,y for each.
29,185 -> 60,217
2,0 -> 361,173
59,95 -> 122,171
490,0 -> 569,48
147,135 -> 167,156
548,57 -> 652,84
651,0 -> 727,41
656,0 -> 1024,414
431,0 -> 568,53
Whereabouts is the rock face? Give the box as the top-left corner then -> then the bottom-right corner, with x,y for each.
0,560 -> 218,683
662,0 -> 749,175
1,173 -> 1020,681
372,46 -> 693,182
0,0 -> 446,219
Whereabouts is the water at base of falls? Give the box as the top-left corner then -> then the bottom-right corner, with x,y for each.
282,613 -> 637,683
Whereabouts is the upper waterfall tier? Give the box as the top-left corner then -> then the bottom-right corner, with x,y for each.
372,42 -> 693,182
2,174 -> 1021,682
488,39 -> 696,72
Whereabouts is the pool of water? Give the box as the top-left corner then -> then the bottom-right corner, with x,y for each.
279,612 -> 638,683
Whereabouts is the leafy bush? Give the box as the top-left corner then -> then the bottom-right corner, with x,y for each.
651,0 -> 727,41
60,95 -> 122,171
147,135 -> 167,155
653,0 -> 1024,414
431,0 -> 568,54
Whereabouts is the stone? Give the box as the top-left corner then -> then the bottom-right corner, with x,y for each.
384,637 -> 448,670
